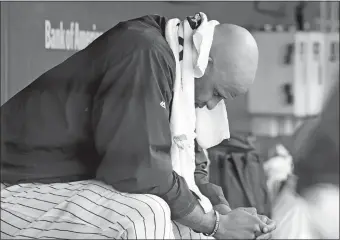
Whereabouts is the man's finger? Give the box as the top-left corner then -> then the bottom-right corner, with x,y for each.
257,215 -> 276,233
256,217 -> 271,233
254,224 -> 261,234
258,214 -> 268,223
263,219 -> 276,233
265,221 -> 276,233
256,232 -> 272,239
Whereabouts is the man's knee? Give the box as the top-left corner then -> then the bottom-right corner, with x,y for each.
144,194 -> 171,220
125,194 -> 173,239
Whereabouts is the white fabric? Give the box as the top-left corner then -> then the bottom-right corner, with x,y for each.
0,181 -> 214,239
191,14 -> 219,78
304,184 -> 339,239
264,144 -> 293,200
271,184 -> 339,239
165,13 -> 229,213
165,18 -> 212,213
195,100 -> 230,149
271,187 -> 315,239
192,13 -> 230,150
1,181 -> 174,239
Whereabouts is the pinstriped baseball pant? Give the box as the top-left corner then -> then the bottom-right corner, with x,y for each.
1,180 -> 213,239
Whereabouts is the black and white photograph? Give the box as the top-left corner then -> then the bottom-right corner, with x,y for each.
0,1 -> 339,239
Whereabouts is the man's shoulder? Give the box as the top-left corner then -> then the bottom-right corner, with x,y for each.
97,15 -> 175,97
118,15 -> 170,51
123,14 -> 168,31
116,15 -> 175,72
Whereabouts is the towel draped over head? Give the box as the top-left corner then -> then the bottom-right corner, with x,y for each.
165,12 -> 230,212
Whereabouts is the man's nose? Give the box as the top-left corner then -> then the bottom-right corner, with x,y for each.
206,97 -> 222,110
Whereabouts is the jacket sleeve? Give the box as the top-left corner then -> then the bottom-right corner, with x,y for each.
194,141 -> 230,206
93,47 -> 198,219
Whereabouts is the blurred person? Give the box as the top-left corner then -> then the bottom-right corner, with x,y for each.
267,82 -> 339,239
1,13 -> 275,239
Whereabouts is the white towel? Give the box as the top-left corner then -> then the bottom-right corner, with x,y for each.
264,144 -> 294,201
165,13 -> 230,213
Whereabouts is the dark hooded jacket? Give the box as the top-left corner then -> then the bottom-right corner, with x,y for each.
0,15 -> 227,219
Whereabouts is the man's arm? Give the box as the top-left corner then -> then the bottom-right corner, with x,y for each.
194,140 -> 230,207
91,40 -> 275,239
194,143 -> 277,236
92,45 -> 216,233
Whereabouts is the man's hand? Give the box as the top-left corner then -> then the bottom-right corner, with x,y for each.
214,207 -> 276,239
213,204 -> 231,215
214,207 -> 271,239
240,208 -> 276,239
239,208 -> 276,233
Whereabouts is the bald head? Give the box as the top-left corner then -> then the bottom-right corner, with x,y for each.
211,24 -> 258,95
194,23 -> 259,109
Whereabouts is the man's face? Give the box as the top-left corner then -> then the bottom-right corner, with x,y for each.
194,60 -> 242,110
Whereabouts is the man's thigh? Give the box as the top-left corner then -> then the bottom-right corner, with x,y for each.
1,180 -> 174,239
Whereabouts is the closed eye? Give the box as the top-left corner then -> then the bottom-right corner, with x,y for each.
213,90 -> 221,98
214,90 -> 227,100
229,92 -> 237,99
